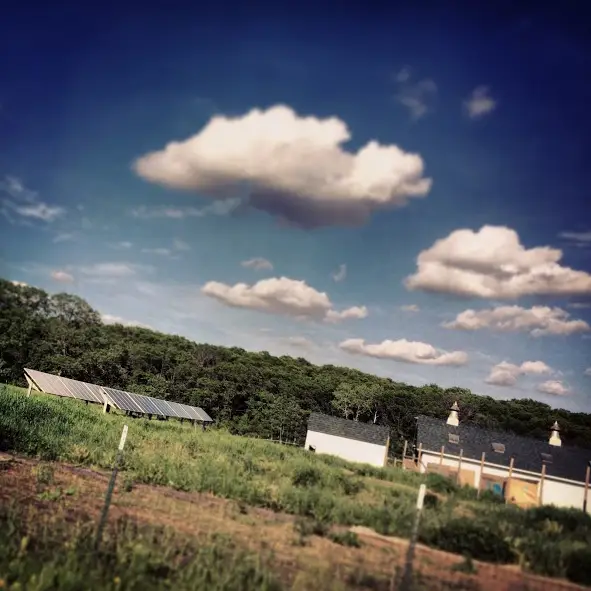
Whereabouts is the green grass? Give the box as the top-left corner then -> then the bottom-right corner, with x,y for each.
0,503 -> 282,591
2,384 -> 591,586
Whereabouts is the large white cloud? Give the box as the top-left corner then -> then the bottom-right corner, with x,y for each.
443,305 -> 589,337
405,225 -> 591,298
485,360 -> 552,387
537,380 -> 570,396
201,276 -> 368,323
133,105 -> 431,228
339,338 -> 467,366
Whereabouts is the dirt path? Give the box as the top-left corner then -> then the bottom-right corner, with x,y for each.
0,453 -> 584,591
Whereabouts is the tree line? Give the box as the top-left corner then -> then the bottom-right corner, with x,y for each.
1,278 -> 590,453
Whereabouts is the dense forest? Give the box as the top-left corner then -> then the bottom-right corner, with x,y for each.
1,278 -> 591,453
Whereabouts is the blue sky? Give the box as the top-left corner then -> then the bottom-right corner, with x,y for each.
1,2 -> 590,411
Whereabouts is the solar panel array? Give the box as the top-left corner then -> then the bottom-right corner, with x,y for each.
24,368 -> 213,423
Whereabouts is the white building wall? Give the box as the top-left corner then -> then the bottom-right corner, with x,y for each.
305,430 -> 387,468
420,452 -> 590,514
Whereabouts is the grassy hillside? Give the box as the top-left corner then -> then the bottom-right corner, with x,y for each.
3,278 -> 591,453
1,385 -> 591,588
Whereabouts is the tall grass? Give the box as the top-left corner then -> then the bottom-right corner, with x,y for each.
2,385 -> 591,584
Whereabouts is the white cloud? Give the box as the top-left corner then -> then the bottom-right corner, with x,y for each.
78,262 -> 148,278
485,360 -> 552,387
142,247 -> 172,256
131,199 -> 241,219
394,67 -> 438,120
173,239 -> 190,251
405,225 -> 591,299
464,86 -> 497,119
1,176 -> 65,223
537,380 -> 570,396
201,276 -> 367,323
241,257 -> 273,271
101,313 -> 152,329
113,241 -> 133,249
559,230 -> 591,248
443,305 -> 589,337
53,232 -> 76,243
133,104 -> 431,228
331,264 -> 347,282
401,304 -> 420,312
339,337 -> 467,366
568,302 -> 591,309
284,336 -> 315,349
584,367 -> 591,376
51,270 -> 74,283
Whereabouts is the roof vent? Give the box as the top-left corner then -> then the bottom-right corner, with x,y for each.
491,442 -> 505,454
446,401 -> 460,427
448,433 -> 460,444
549,421 -> 562,447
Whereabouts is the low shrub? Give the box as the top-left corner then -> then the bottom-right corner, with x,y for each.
421,518 -> 515,564
292,465 -> 322,487
564,546 -> 591,586
329,530 -> 361,547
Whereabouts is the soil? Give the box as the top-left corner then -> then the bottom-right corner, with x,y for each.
0,453 -> 585,591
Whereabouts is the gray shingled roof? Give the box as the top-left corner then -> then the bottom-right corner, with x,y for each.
416,415 -> 591,484
307,412 -> 390,446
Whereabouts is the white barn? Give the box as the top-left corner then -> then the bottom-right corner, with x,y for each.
414,402 -> 591,513
305,412 -> 390,468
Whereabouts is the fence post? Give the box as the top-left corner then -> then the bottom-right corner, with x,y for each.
539,463 -> 547,505
477,452 -> 486,498
439,445 -> 445,466
455,449 -> 463,486
95,425 -> 128,550
417,442 -> 423,471
583,464 -> 590,513
394,483 -> 426,591
505,457 -> 515,503
402,440 -> 408,468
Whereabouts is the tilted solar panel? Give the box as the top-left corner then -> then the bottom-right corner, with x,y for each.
136,395 -> 165,416
194,407 -> 213,422
79,381 -> 105,404
24,368 -> 75,398
155,398 -> 182,417
59,376 -> 100,403
168,401 -> 194,420
101,387 -> 144,413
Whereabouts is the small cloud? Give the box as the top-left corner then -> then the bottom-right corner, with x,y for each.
537,380 -> 570,396
1,176 -> 65,223
331,263 -> 347,282
101,313 -> 152,329
78,262 -> 148,278
568,302 -> 591,309
284,336 -> 315,349
340,337 -> 467,366
559,230 -> 591,248
401,304 -> 420,313
142,247 -> 173,256
202,276 -> 367,323
114,241 -> 133,249
173,239 -> 191,251
584,367 -> 591,376
53,232 -> 76,243
131,199 -> 241,220
394,67 -> 438,120
241,257 -> 273,271
485,360 -> 552,387
51,270 -> 74,283
464,86 -> 497,119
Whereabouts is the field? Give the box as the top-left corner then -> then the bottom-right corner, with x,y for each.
1,384 -> 591,590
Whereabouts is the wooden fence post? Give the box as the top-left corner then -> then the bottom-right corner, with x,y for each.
402,440 -> 408,467
417,443 -> 423,471
583,464 -> 590,514
505,457 -> 515,503
477,452 -> 486,498
539,463 -> 547,505
439,445 -> 445,466
456,449 -> 463,486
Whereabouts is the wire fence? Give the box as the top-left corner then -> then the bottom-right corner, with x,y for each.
0,430 -> 585,590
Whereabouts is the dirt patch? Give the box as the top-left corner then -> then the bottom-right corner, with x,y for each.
0,455 -> 584,591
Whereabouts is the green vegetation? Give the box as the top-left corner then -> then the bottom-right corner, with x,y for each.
0,503 -> 282,591
1,385 -> 591,585
2,278 -> 591,454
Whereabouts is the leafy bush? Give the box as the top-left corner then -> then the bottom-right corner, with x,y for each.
426,472 -> 458,494
329,530 -> 361,547
421,518 -> 515,564
564,546 -> 591,586
292,465 -> 322,487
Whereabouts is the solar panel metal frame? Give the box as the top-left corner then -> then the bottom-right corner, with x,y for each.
136,395 -> 165,416
58,376 -> 100,403
24,368 -> 75,399
101,387 -> 144,413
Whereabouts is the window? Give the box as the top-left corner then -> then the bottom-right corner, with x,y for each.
492,442 -> 505,454
448,433 -> 460,444
540,452 -> 553,464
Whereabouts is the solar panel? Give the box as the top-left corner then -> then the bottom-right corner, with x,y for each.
101,387 -> 144,413
156,399 -> 182,417
80,381 -> 106,404
167,401 -> 194,419
195,407 -> 213,422
24,368 -> 75,398
136,395 -> 165,416
59,376 -> 100,403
